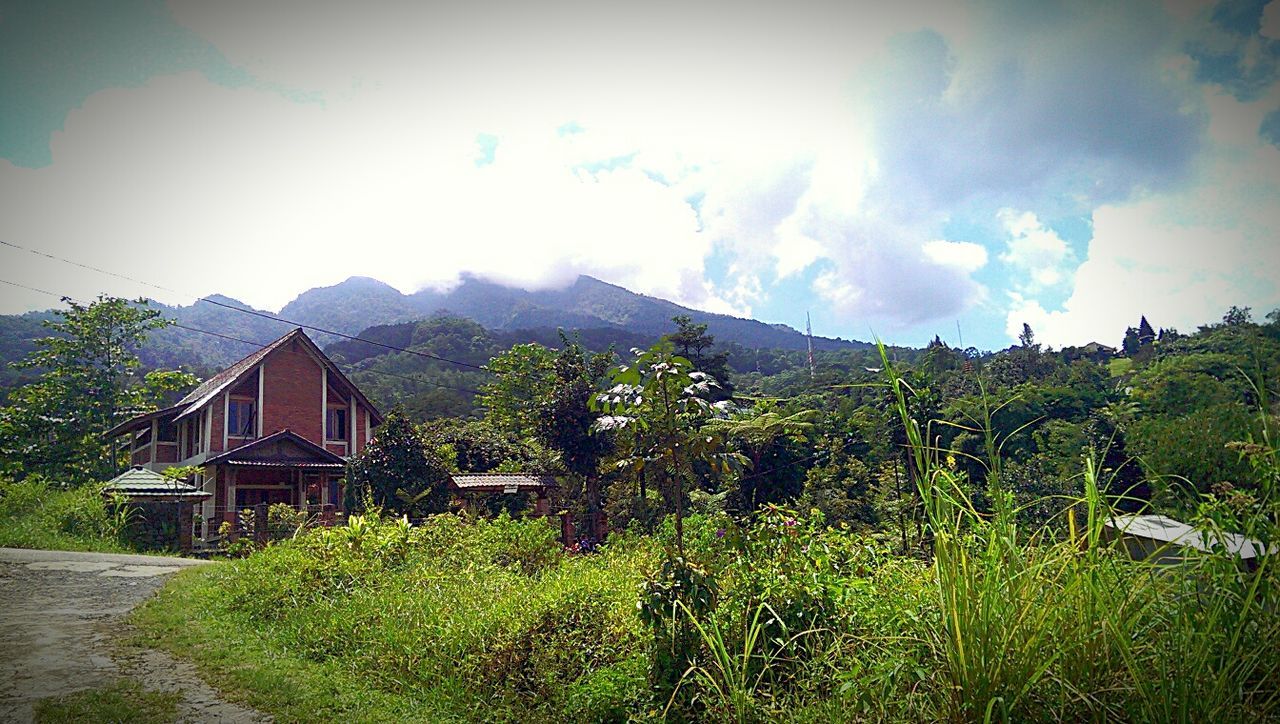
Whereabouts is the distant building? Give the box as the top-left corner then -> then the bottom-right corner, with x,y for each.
108,328 -> 382,539
1062,342 -> 1116,364
1104,514 -> 1274,569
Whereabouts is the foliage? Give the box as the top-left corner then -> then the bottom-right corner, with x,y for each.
0,296 -> 195,485
136,513 -> 655,722
345,408 -> 452,516
638,551 -> 720,709
0,475 -> 134,552
666,314 -> 735,399
478,342 -> 559,434
593,340 -> 743,551
483,336 -> 614,537
706,406 -> 815,513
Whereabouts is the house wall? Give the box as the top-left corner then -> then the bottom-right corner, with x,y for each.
209,395 -> 225,454
261,339 -> 325,445
155,442 -> 178,463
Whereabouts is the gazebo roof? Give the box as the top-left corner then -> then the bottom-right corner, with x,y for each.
449,473 -> 557,494
102,466 -> 210,499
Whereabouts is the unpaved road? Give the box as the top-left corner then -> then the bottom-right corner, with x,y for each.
0,548 -> 269,723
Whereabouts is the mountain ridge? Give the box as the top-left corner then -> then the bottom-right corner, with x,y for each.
279,273 -> 863,352
0,274 -> 868,377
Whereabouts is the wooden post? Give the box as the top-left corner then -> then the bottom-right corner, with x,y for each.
559,510 -> 576,547
254,502 -> 268,547
321,503 -> 335,527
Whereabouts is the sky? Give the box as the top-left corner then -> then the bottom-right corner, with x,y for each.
1,0 -> 1278,351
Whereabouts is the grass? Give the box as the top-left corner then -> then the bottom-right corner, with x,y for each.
878,341 -> 1280,722
129,566 -> 443,722
123,357 -> 1280,721
1109,357 -> 1134,377
131,514 -> 656,722
33,678 -> 180,724
131,494 -> 1280,721
0,476 -> 133,552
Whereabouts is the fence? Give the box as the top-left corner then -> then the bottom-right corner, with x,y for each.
201,503 -> 345,550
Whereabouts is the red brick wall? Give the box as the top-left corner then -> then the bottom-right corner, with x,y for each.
155,443 -> 178,463
209,394 -> 225,454
325,442 -> 348,456
131,447 -> 149,465
354,406 -> 366,455
261,340 -> 324,445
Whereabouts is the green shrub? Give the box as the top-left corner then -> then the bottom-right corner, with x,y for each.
0,476 -> 132,552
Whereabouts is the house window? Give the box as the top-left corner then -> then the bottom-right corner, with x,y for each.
326,407 -> 348,441
228,399 -> 256,438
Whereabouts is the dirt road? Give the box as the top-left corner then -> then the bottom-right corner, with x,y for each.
0,548 -> 268,723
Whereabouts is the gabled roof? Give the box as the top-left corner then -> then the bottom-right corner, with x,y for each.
111,328 -> 383,436
203,429 -> 347,468
102,466 -> 211,499
163,327 -> 381,424
173,329 -> 303,421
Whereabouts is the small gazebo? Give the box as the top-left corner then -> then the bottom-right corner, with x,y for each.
102,466 -> 210,551
448,473 -> 556,517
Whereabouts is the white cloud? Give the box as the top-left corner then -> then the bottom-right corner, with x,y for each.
922,239 -> 988,272
1264,0 -> 1280,41
997,208 -> 1075,291
1003,134 -> 1280,348
0,74 -> 726,314
2,0 -> 1275,352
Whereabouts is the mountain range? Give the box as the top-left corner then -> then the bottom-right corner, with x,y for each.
280,274 -> 860,351
2,274 -> 866,377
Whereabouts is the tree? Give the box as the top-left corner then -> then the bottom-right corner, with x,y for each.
592,341 -> 742,552
665,315 -> 734,399
1137,316 -> 1156,344
0,295 -> 191,484
480,337 -> 613,538
1019,323 -> 1038,352
345,408 -> 451,516
705,406 -> 815,511
478,343 -> 558,435
535,339 -> 613,540
1223,306 -> 1253,327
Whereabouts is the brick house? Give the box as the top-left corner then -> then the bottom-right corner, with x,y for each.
108,328 -> 382,539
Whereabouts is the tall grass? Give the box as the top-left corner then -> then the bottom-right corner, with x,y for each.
0,476 -> 133,552
878,341 -> 1280,721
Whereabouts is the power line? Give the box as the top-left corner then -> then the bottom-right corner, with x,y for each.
0,239 -> 490,372
0,278 -> 483,397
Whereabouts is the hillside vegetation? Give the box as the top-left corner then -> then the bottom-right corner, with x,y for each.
4,291 -> 1279,720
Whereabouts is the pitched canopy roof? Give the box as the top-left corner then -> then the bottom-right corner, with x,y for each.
1107,514 -> 1275,560
105,404 -> 182,439
202,429 -> 347,468
102,466 -> 210,499
449,473 -> 557,493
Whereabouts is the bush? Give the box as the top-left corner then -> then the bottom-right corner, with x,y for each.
0,476 -> 132,552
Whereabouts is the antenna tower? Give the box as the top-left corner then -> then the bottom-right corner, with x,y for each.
806,311 -> 816,379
